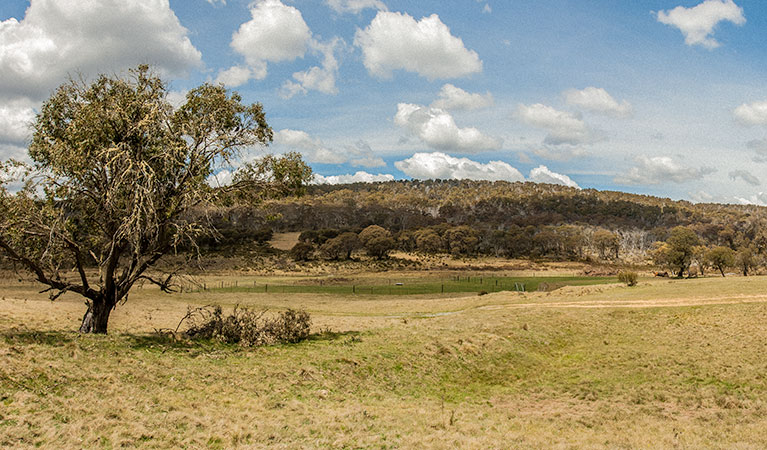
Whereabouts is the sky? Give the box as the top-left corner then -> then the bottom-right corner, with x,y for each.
1,0 -> 767,204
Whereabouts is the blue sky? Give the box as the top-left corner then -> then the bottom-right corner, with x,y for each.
2,0 -> 767,204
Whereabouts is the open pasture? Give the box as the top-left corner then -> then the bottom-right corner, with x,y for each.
2,274 -> 767,448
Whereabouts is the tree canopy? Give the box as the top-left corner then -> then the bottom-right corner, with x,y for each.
0,65 -> 297,333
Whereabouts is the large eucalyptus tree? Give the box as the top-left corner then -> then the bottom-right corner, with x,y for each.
0,65 -> 283,333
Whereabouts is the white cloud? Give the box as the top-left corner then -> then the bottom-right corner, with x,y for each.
0,100 -> 36,145
394,152 -> 524,182
206,169 -> 234,188
281,38 -> 343,98
615,156 -> 715,185
529,165 -> 580,189
215,66 -> 257,87
656,0 -> 745,49
354,11 -> 482,80
483,4 -> 492,14
564,87 -> 632,118
735,192 -> 767,206
205,0 -> 226,5
0,0 -> 201,102
395,103 -> 502,152
346,140 -> 386,168
313,171 -> 394,184
689,190 -> 716,203
274,130 -> 383,166
431,84 -> 493,111
729,169 -> 760,186
274,129 -> 346,164
515,103 -> 596,145
734,101 -> 767,126
227,0 -> 311,84
325,0 -> 387,14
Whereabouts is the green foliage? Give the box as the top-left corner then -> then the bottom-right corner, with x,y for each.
232,151 -> 313,203
0,65 -> 274,333
735,246 -> 759,276
359,225 -> 395,259
705,246 -> 735,277
593,229 -> 620,260
663,226 -> 701,277
320,232 -> 359,260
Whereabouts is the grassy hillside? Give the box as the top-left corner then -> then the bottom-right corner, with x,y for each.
3,276 -> 767,448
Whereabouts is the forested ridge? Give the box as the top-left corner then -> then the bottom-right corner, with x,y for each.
205,179 -> 767,267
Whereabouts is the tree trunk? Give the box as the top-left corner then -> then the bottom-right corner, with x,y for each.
79,298 -> 113,334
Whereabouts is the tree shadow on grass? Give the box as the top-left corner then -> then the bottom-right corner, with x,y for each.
1,327 -> 362,354
1,329 -> 78,347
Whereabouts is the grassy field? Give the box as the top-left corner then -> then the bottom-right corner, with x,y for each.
178,274 -> 618,296
3,274 -> 767,448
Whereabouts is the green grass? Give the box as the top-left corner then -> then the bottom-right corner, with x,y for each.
185,275 -> 618,296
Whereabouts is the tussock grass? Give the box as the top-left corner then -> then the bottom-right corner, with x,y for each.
3,276 -> 767,447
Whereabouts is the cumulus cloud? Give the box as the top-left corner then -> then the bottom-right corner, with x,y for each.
205,0 -> 226,5
274,129 -> 346,164
346,140 -> 386,168
0,0 -> 201,102
515,104 -> 596,146
734,192 -> 767,206
729,169 -> 760,186
656,0 -> 745,49
734,101 -> 767,126
313,171 -> 394,184
394,152 -> 524,182
281,38 -> 343,98
615,156 -> 715,185
431,84 -> 493,111
220,0 -> 311,85
395,103 -> 502,152
354,11 -> 482,80
529,165 -> 580,189
215,66 -> 256,87
564,87 -> 632,118
274,129 -> 383,166
325,0 -> 387,14
0,100 -> 36,145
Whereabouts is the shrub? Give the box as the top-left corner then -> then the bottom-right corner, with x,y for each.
182,305 -> 311,346
617,271 -> 638,287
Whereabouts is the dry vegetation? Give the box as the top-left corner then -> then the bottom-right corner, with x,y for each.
3,274 -> 767,448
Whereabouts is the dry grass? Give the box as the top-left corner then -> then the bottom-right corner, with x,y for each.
3,275 -> 767,448
268,232 -> 301,251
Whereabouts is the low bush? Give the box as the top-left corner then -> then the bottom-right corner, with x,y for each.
181,305 -> 311,346
617,271 -> 638,287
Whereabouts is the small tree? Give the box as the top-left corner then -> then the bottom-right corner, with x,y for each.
414,228 -> 443,254
617,271 -> 638,286
593,229 -> 620,260
0,66 -> 293,334
705,246 -> 734,277
289,241 -> 314,261
735,246 -> 759,276
664,226 -> 700,277
359,225 -> 395,259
